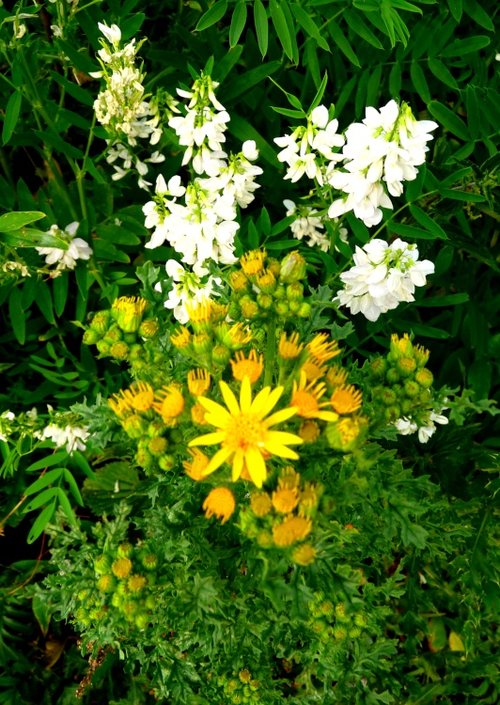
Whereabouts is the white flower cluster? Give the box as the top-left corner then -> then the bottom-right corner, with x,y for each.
0,410 -> 15,443
394,408 -> 449,443
283,199 -> 348,253
336,238 -> 434,322
36,222 -> 92,276
275,100 -> 438,228
92,22 -> 167,188
143,75 -> 262,274
40,423 -> 90,454
275,105 -> 345,186
155,260 -> 222,324
328,101 -> 438,226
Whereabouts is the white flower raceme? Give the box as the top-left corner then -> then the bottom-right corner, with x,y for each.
336,238 -> 434,321
36,223 -> 92,275
274,105 -> 345,186
284,199 -> 349,253
394,408 -> 449,443
328,100 -> 438,226
155,260 -> 222,324
41,424 -> 90,454
203,140 -> 263,207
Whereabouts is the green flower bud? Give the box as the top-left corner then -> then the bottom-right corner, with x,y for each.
257,293 -> 273,310
279,251 -> 306,283
104,325 -> 123,343
89,309 -> 111,335
82,329 -> 101,345
275,301 -> 289,317
159,454 -> 175,472
386,367 -> 400,384
139,318 -> 159,338
298,302 -> 312,318
212,344 -> 232,366
396,356 -> 417,377
286,282 -> 304,301
96,339 -> 111,356
415,367 -> 434,388
148,436 -> 168,456
135,613 -> 150,630
97,574 -> 116,593
404,380 -> 421,398
369,357 -> 386,378
122,414 -> 147,439
117,543 -> 133,558
94,555 -> 111,575
110,341 -> 129,360
273,284 -> 286,300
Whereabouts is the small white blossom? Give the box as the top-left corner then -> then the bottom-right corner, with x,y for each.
36,222 -> 92,274
156,260 -> 222,323
395,408 -> 448,443
336,238 -> 434,321
41,424 -> 90,454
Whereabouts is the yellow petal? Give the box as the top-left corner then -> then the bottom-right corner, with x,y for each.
219,380 -> 240,416
251,385 -> 283,417
245,446 -> 267,488
198,396 -> 231,423
189,431 -> 226,447
267,430 -> 303,446
317,410 -> 339,422
239,376 -> 252,413
202,446 -> 233,476
265,406 -> 298,427
232,450 -> 244,481
263,442 -> 300,460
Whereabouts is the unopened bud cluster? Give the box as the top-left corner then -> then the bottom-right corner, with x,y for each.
228,249 -> 312,323
307,591 -> 368,645
213,668 -> 277,705
73,541 -> 160,632
83,296 -> 160,367
367,333 -> 435,425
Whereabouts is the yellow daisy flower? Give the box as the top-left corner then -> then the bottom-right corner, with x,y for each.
272,515 -> 312,546
231,350 -> 264,384
183,448 -> 210,481
250,491 -> 273,517
240,249 -> 266,276
307,333 -> 340,364
188,377 -> 302,488
112,296 -> 147,332
123,381 -> 155,412
187,368 -> 211,396
326,364 -> 348,389
272,486 -> 300,514
170,326 -> 191,349
278,331 -> 304,360
153,384 -> 185,423
291,372 -> 338,422
292,543 -> 317,566
203,487 -> 236,524
300,358 -> 327,382
330,385 -> 363,415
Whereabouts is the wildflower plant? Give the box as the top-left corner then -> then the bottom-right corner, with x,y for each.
0,5 -> 498,705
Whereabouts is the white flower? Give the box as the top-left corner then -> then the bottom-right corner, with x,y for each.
36,223 -> 92,274
41,424 -> 90,454
394,408 -> 448,443
336,238 -> 434,321
156,260 -> 222,323
97,22 -> 121,45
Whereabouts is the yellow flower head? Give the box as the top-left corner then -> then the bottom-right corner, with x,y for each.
250,491 -> 273,517
183,448 -> 210,481
326,364 -> 349,389
299,482 -> 320,515
112,296 -> 147,333
191,401 -> 208,425
307,333 -> 340,364
241,249 -> 266,276
330,385 -> 363,415
326,416 -> 368,452
272,486 -> 299,514
300,358 -> 327,382
203,487 -> 236,524
292,543 -> 317,566
299,420 -> 321,443
231,350 -> 264,384
226,322 -> 252,349
188,368 -> 211,396
122,381 -> 155,412
256,268 -> 276,292
390,332 -> 413,357
272,515 -> 312,547
185,299 -> 214,329
111,557 -> 132,579
188,377 -> 303,488
153,385 -> 185,423
108,392 -> 132,418
278,331 -> 304,360
229,269 -> 250,293
291,372 -> 338,422
171,326 -> 191,349
278,465 -> 301,490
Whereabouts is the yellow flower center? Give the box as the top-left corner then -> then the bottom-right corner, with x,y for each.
299,420 -> 320,443
171,326 -> 191,349
272,515 -> 312,547
272,487 -> 299,514
250,491 -> 272,517
241,249 -> 266,276
301,359 -> 326,381
154,385 -> 185,422
292,543 -> 317,566
225,413 -> 267,452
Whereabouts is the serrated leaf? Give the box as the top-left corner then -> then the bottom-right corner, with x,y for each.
27,500 -> 56,544
428,101 -> 469,141
329,21 -> 361,67
229,0 -> 247,47
32,594 -> 51,637
253,0 -> 269,57
195,0 -> 228,31
2,91 -> 22,146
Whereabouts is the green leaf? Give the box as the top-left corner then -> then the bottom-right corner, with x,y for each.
329,21 -> 361,67
410,60 -> 431,103
446,0 -> 462,23
27,500 -> 56,544
428,101 -> 469,141
63,468 -> 84,506
463,0 -> 494,31
269,0 -> 294,61
56,487 -> 78,526
441,35 -> 490,56
8,287 -> 25,345
32,594 -> 51,637
344,10 -> 384,50
0,211 -> 45,232
271,106 -> 306,119
389,62 -> 402,97
229,0 -> 247,47
25,450 -> 68,473
409,205 -> 448,239
195,0 -> 228,31
23,487 -> 60,513
253,0 -> 269,57
268,77 -> 303,110
291,3 -> 330,52
53,272 -> 69,317
427,57 -> 458,90
35,280 -> 56,325
49,71 -> 94,107
440,188 -> 485,203
307,72 -> 329,113
391,0 -> 422,13
224,61 -> 282,102
24,468 -> 64,497
390,223 -> 436,240
417,293 -> 469,307
2,91 -> 22,146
